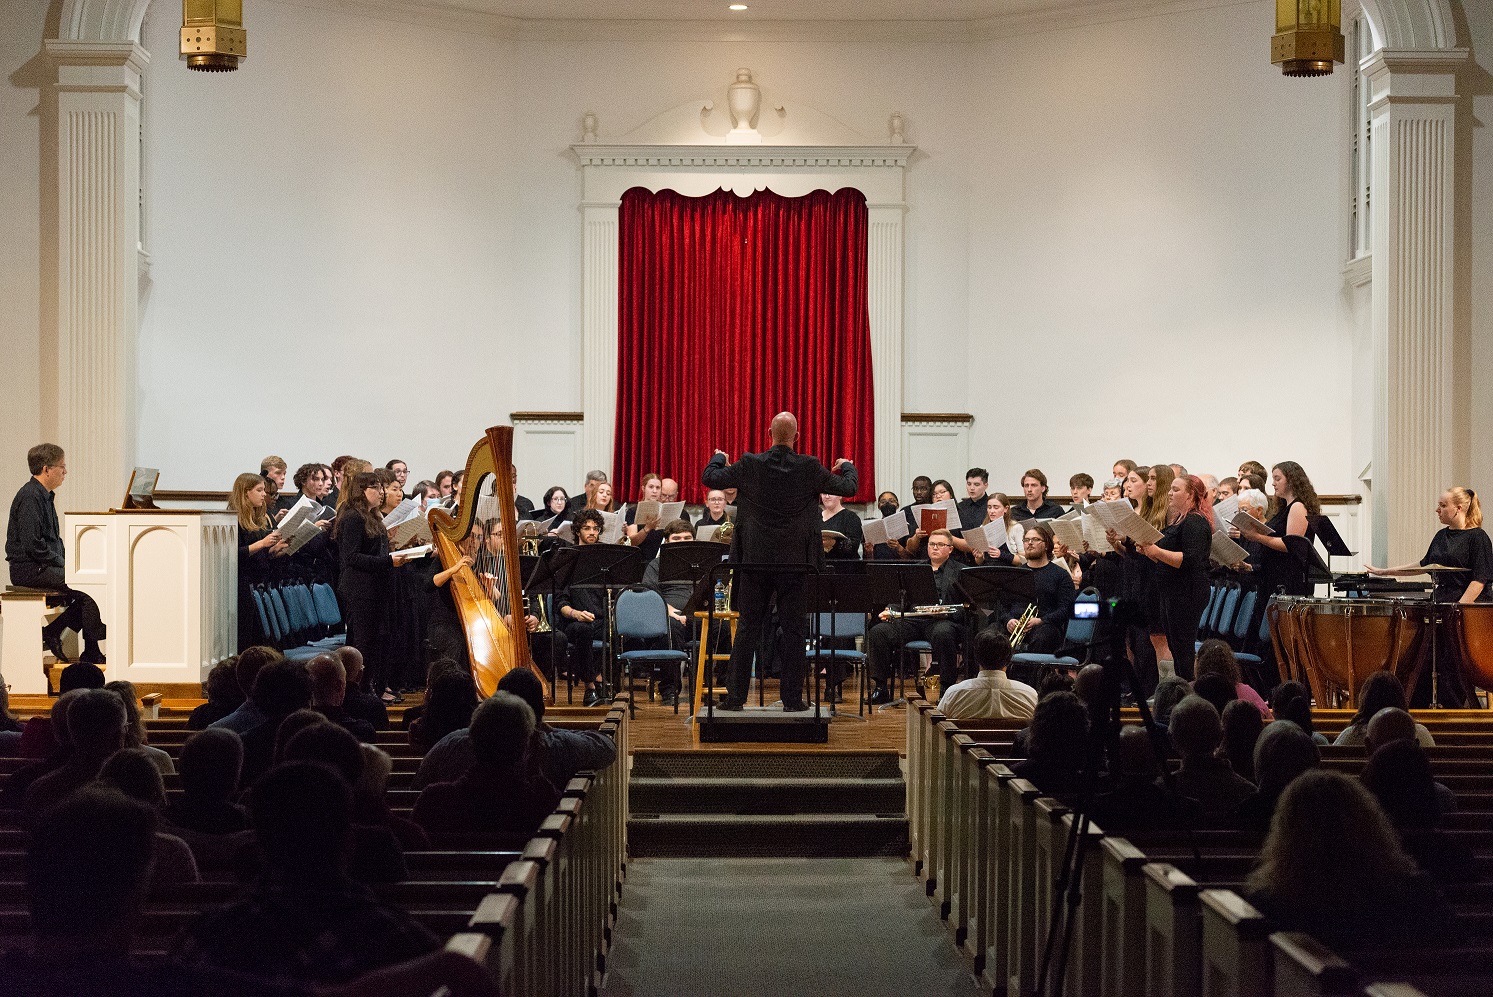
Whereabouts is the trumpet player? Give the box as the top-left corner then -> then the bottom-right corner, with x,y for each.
989,524 -> 1076,662
866,528 -> 969,705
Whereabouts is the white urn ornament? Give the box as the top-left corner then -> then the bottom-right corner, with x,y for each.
726,68 -> 763,144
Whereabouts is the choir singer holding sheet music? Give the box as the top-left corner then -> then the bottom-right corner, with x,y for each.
701,412 -> 857,712
1136,475 -> 1214,681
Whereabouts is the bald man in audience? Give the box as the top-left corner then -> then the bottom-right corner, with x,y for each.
336,645 -> 388,731
308,655 -> 376,744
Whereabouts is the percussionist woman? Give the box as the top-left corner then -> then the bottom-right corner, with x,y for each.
1366,487 -> 1492,707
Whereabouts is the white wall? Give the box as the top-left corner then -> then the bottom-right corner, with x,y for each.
963,2 -> 1350,496
1465,3 -> 1493,499
9,0 -> 1465,514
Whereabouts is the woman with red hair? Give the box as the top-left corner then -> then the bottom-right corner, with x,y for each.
1139,475 -> 1214,680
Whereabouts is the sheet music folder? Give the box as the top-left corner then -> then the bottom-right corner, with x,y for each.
119,467 -> 161,510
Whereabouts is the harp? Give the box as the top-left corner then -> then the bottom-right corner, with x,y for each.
427,426 -> 550,700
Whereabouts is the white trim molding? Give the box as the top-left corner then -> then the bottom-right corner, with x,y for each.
574,140 -> 913,496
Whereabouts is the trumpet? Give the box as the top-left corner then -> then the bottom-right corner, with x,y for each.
1010,603 -> 1038,647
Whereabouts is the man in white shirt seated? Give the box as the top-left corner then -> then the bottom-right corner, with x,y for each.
936,629 -> 1039,721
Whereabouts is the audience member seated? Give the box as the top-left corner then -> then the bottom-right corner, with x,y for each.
172,761 -> 441,985
1195,640 -> 1269,718
1192,672 -> 1237,717
497,668 -> 617,788
23,687 -> 126,821
1220,699 -> 1265,784
1168,695 -> 1257,824
97,748 -> 201,889
1364,707 -> 1458,815
1231,720 -> 1321,839
1333,671 -> 1434,748
20,660 -> 104,758
274,709 -> 332,764
336,646 -> 389,732
409,668 -> 479,755
238,661 -> 315,786
0,683 -> 24,755
283,721 -> 427,856
399,658 -> 461,732
412,692 -> 561,836
106,680 -> 175,775
188,658 -> 244,730
1007,669 -> 1075,759
1010,691 -> 1090,799
1362,739 -> 1476,885
1270,680 -> 1329,745
1090,724 -> 1198,834
354,742 -> 430,851
1243,769 -> 1457,951
1,788 -> 304,997
308,654 -> 376,743
936,630 -> 1038,721
0,691 -> 81,810
165,728 -> 250,836
1150,676 -> 1191,729
209,646 -> 285,735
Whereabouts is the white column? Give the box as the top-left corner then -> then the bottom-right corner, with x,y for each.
1366,48 -> 1466,565
45,40 -> 146,515
867,204 -> 905,496
580,203 -> 619,480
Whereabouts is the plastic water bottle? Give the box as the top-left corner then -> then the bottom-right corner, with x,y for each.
714,580 -> 727,613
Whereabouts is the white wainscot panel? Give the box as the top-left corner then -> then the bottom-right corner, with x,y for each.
900,418 -> 972,495
130,526 -> 189,670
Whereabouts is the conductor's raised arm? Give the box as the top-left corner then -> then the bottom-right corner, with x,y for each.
821,458 -> 857,498
702,449 -> 740,489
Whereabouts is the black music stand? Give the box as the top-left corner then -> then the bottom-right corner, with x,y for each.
1285,534 -> 1333,590
805,572 -> 879,718
524,547 -> 578,703
864,563 -> 943,707
658,541 -> 730,715
566,545 -> 646,709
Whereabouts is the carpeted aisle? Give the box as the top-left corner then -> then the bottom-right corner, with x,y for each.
599,857 -> 981,997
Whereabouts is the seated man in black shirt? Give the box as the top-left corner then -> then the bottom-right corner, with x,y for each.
557,509 -> 611,706
865,528 -> 968,703
991,523 -> 1075,663
5,444 -> 106,673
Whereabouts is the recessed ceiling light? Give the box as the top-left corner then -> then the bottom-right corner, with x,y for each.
729,4 -> 748,9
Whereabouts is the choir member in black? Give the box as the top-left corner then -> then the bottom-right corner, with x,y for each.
624,473 -> 667,560
1140,463 -> 1177,669
538,486 -> 570,529
866,528 -> 968,704
696,489 -> 732,530
1137,475 -> 1214,681
994,524 -> 1075,658
1012,469 -> 1064,522
965,492 -> 1022,566
5,444 -> 107,670
820,492 -> 864,560
435,470 -> 455,501
863,491 -> 908,561
903,480 -> 958,559
659,479 -> 692,524
1104,467 -> 1160,696
1249,461 -> 1320,597
557,509 -> 612,706
334,471 -> 419,704
261,455 -> 293,519
567,470 -> 608,514
957,468 -> 989,530
384,458 -> 410,499
229,472 -> 289,651
1069,472 -> 1094,512
1367,486 -> 1493,707
377,468 -> 422,696
1226,488 -> 1271,590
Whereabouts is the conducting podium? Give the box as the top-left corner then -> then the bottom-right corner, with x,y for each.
59,471 -> 237,691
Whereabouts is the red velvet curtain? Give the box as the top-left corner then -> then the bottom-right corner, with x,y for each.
614,186 -> 875,504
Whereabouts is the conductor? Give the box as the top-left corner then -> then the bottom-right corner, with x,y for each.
702,412 -> 857,711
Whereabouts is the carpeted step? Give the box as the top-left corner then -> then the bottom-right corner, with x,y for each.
631,776 -> 906,815
627,814 -> 911,858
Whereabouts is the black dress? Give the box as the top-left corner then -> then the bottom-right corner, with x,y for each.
820,508 -> 864,560
1417,526 -> 1493,708
1259,500 -> 1317,597
236,522 -> 279,651
1155,512 -> 1213,680
334,511 -> 393,696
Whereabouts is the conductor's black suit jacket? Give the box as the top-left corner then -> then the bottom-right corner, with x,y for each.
701,447 -> 858,567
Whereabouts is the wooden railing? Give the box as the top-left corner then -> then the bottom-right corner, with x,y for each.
907,699 -> 1493,997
